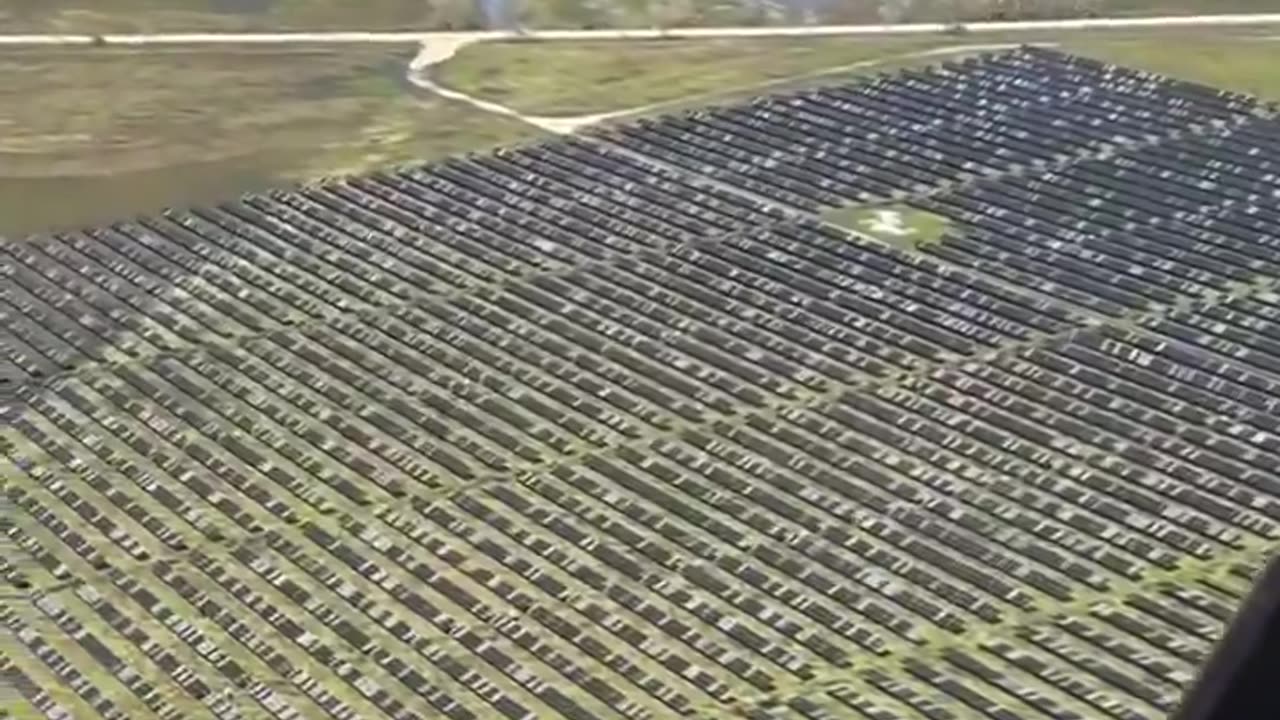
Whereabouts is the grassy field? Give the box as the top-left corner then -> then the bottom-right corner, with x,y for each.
437,35 -> 967,116
1071,36 -> 1280,101
0,45 -> 541,238
437,28 -> 1280,118
4,12 -> 1280,238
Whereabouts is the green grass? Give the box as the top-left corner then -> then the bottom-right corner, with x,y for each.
1065,36 -> 1280,101
437,36 -> 963,116
5,18 -> 1280,239
0,45 -> 541,238
0,702 -> 49,720
823,204 -> 951,251
437,25 -> 1280,120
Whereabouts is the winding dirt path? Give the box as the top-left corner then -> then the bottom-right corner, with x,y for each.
4,12 -> 1279,134
406,40 -> 1047,134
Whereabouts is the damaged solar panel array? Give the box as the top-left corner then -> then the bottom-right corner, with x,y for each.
1,47 -> 1278,719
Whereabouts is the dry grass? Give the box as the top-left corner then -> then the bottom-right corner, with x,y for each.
1067,35 -> 1280,101
437,25 -> 1280,121
437,35 -> 965,116
0,45 -> 541,237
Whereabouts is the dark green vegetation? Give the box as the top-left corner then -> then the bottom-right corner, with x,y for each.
3,47 -> 1280,719
0,46 -> 540,237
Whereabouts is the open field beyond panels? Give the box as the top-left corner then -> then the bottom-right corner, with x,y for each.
435,35 -> 964,116
438,29 -> 1280,117
5,46 -> 1280,720
13,29 -> 1280,241
0,45 -> 541,239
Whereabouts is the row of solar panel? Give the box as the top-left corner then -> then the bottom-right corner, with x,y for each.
595,47 -> 1259,211
3,46 -> 1276,720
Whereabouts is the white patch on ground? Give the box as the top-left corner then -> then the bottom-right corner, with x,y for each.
862,209 -> 916,237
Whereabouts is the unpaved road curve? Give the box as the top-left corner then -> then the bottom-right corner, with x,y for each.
407,41 -> 1046,134
1,12 -> 1280,46
388,11 -> 1280,134
7,13 -> 1279,136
